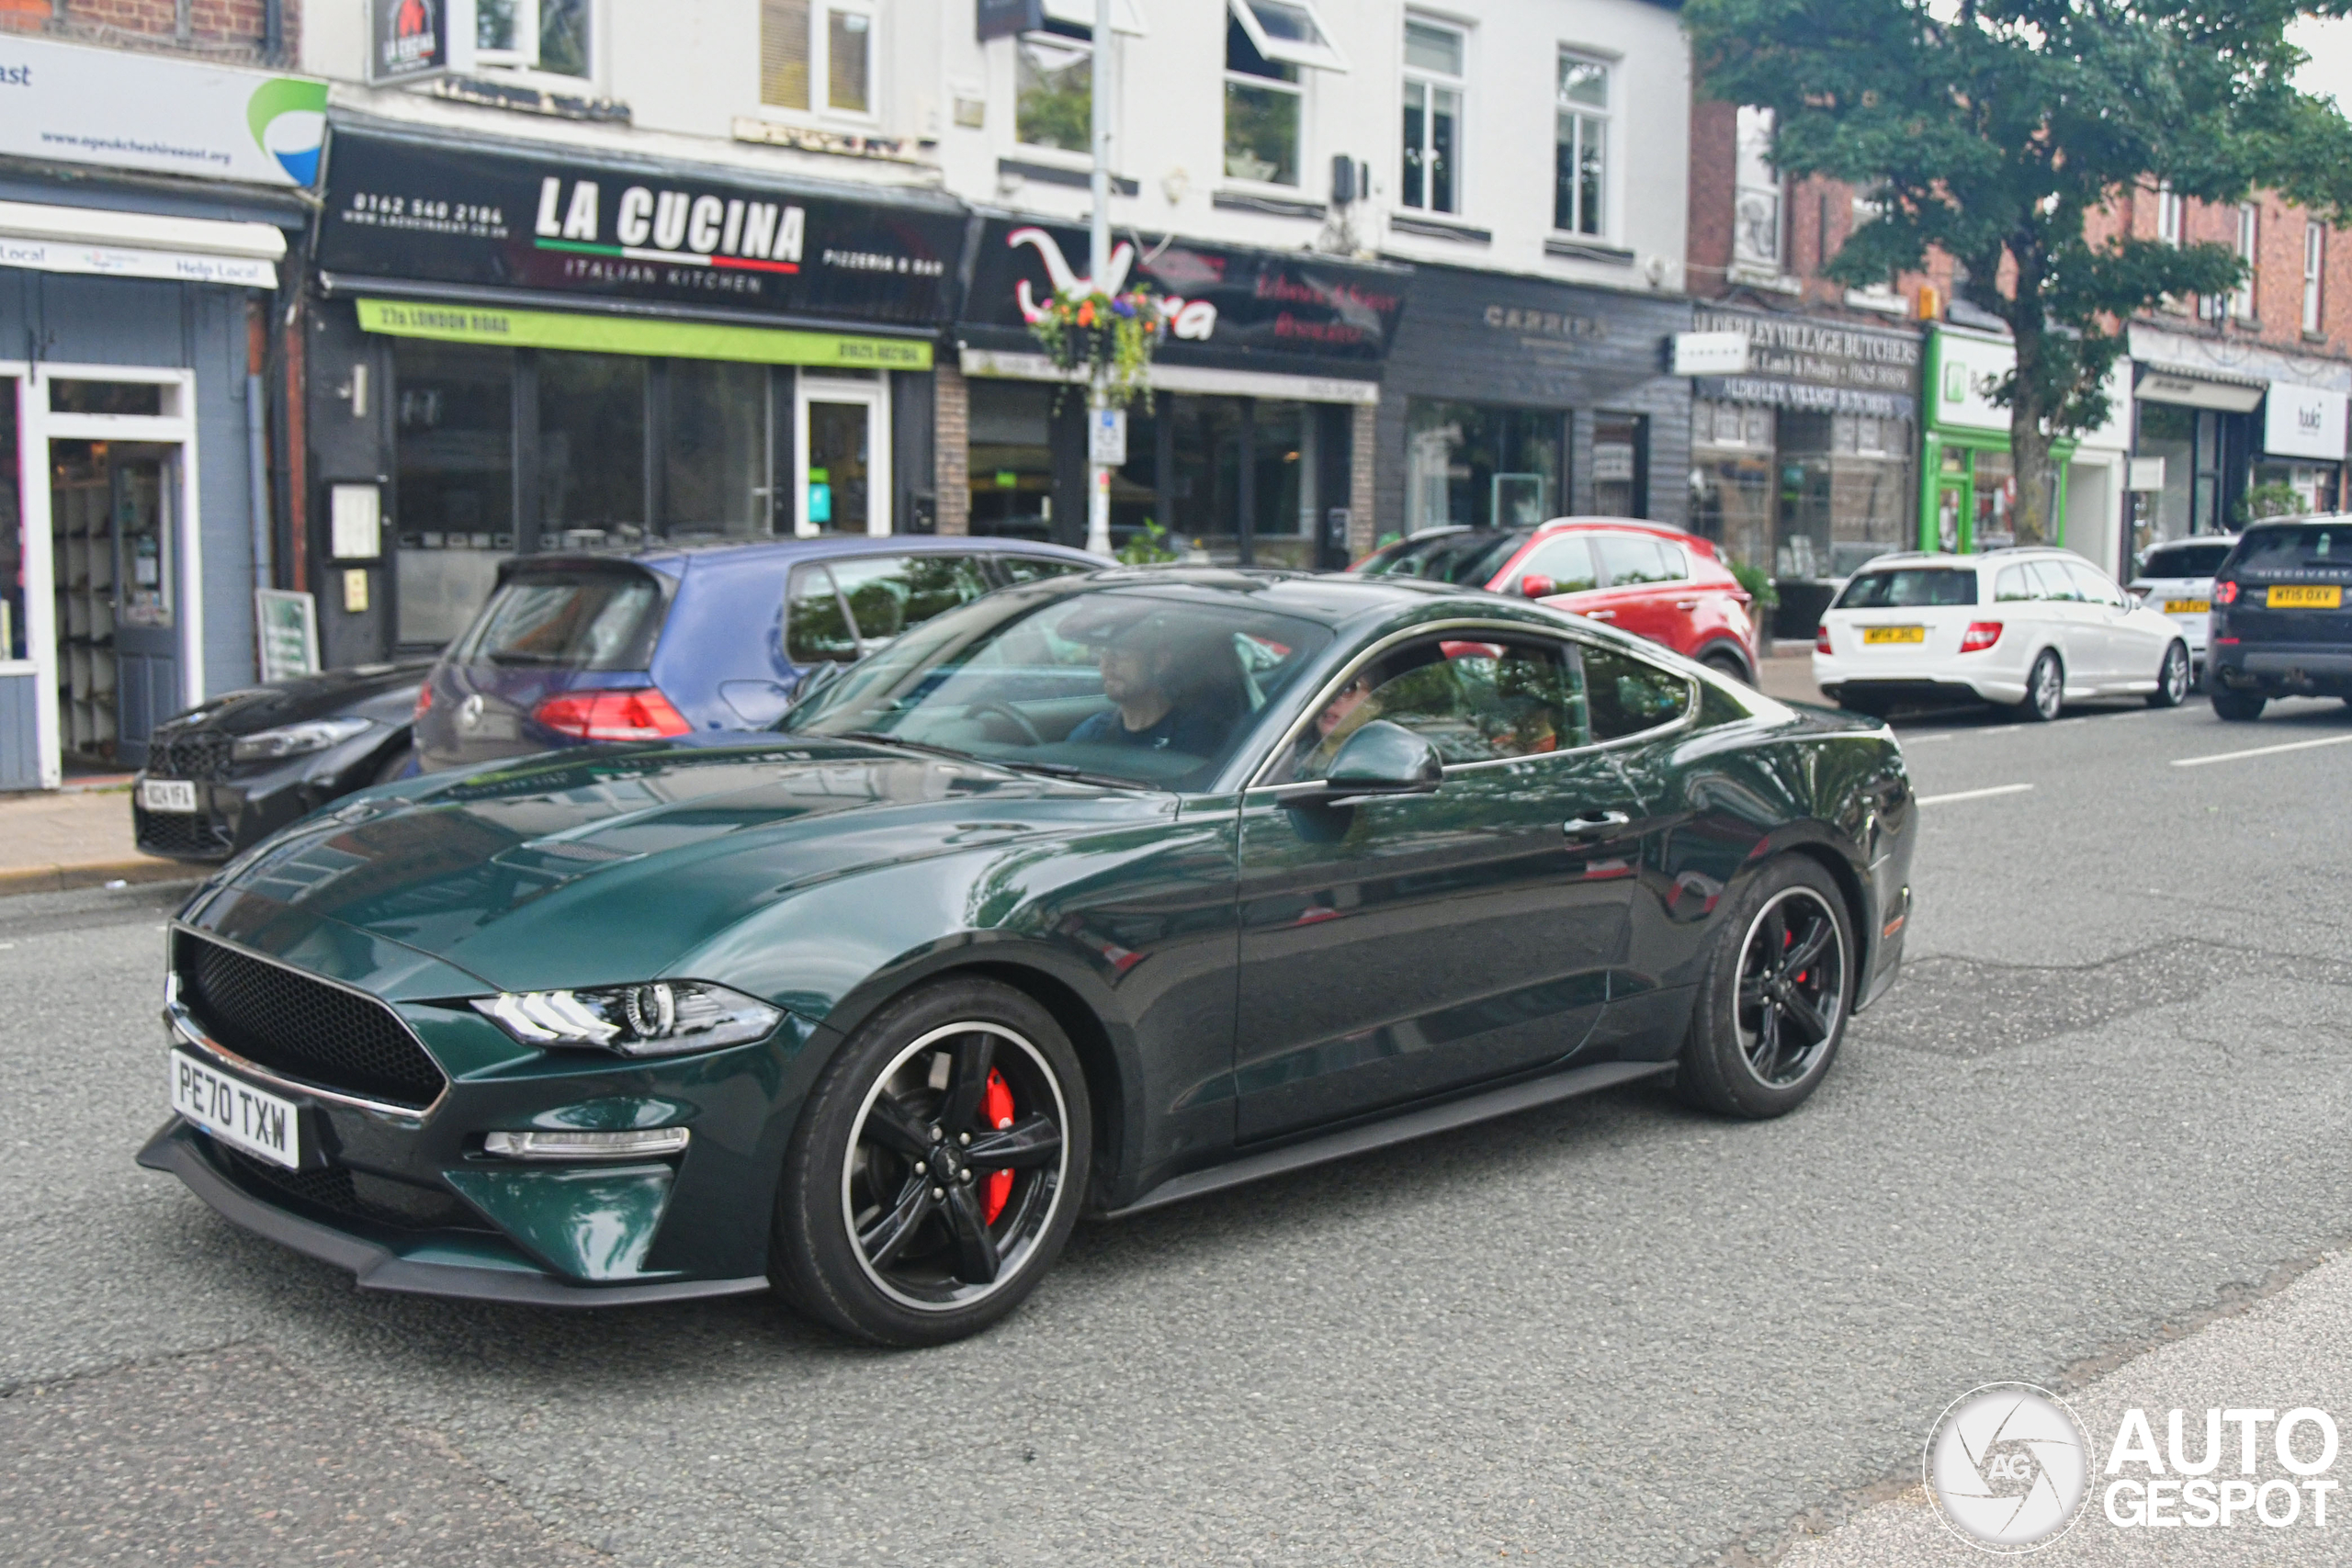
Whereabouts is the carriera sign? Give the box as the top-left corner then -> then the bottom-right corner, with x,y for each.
961,218 -> 1408,373
318,126 -> 965,328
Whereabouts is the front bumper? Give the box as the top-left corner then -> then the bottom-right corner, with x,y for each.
133,741 -> 395,863
139,1122 -> 768,1307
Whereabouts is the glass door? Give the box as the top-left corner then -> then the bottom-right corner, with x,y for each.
796,376 -> 891,536
50,440 -> 179,771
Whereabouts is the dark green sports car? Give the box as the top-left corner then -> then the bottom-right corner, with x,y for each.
142,570 -> 1915,1345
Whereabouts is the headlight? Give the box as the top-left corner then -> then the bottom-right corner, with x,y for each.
474,980 -> 782,1056
231,717 -> 373,761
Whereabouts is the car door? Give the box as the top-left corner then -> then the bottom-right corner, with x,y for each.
2065,560 -> 2154,686
2019,559 -> 2097,682
1232,629 -> 1647,1142
1587,533 -> 1689,651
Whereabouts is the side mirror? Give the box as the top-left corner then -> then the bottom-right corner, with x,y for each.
1520,573 -> 1556,599
1274,719 -> 1444,807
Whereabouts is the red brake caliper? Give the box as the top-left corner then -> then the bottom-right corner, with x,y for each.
981,1068 -> 1015,1224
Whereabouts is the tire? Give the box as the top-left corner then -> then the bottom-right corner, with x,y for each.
2147,642 -> 2191,709
771,977 -> 1091,1347
1702,649 -> 1753,685
2211,685 -> 2267,723
1674,857 -> 1856,1120
2017,649 -> 2064,722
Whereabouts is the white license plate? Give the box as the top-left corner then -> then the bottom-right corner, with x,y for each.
170,1048 -> 301,1169
140,778 -> 198,813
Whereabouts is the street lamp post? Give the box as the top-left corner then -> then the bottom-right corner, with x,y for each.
1085,0 -> 1115,558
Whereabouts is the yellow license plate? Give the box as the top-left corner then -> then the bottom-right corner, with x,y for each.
2267,585 -> 2343,608
2164,598 -> 2210,614
1861,626 -> 1928,645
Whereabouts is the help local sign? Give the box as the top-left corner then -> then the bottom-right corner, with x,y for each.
0,36 -> 325,188
2264,384 -> 2350,461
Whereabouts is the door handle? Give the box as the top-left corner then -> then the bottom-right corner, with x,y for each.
1674,599 -> 1700,610
1563,811 -> 1631,838
1586,609 -> 1617,620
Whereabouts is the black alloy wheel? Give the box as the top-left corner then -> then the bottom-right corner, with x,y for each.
2211,684 -> 2267,723
772,977 -> 1089,1346
1702,649 -> 1753,685
2019,649 -> 2064,722
2148,642 -> 2191,709
1675,857 -> 1854,1119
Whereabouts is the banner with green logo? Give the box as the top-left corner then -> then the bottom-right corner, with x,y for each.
355,298 -> 933,370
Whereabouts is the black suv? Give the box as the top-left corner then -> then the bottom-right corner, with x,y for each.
2208,519 -> 2352,721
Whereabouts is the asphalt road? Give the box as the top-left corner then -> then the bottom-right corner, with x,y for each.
3,690 -> 2349,1567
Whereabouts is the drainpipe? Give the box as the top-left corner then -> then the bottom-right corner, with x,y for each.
263,0 -> 284,61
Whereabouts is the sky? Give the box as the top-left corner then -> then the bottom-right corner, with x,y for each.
2293,16 -> 2352,107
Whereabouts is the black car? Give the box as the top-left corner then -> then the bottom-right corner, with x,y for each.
2207,519 -> 2352,721
132,661 -> 431,861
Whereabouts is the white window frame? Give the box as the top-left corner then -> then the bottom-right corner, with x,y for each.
1228,0 -> 1349,74
756,0 -> 882,124
2233,202 -> 2258,320
794,376 -> 894,538
2305,222 -> 2325,335
1554,48 -> 1614,241
1399,15 -> 1466,216
1011,22 -> 1096,161
1732,105 -> 1782,272
1044,0 -> 1147,33
474,0 -> 594,80
2157,182 -> 2183,247
1223,14 -> 1312,189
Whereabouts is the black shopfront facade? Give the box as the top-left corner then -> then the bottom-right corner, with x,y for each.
1374,263 -> 1696,543
954,215 -> 1408,568
307,117 -> 966,663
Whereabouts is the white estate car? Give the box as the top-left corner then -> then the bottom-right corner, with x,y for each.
2126,535 -> 2236,682
1815,548 -> 2193,721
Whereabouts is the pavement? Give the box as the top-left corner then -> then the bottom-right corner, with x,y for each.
1,684 -> 2348,1565
0,781 -> 192,897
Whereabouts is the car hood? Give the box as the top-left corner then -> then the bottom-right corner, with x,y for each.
181,737 -> 1160,998
163,660 -> 435,736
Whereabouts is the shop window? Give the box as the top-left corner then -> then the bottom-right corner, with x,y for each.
1733,107 -> 1782,272
760,0 -> 875,116
49,380 -> 165,417
1016,23 -> 1092,152
1401,18 -> 1464,215
538,352 -> 646,546
1554,51 -> 1611,238
1225,14 -> 1303,186
1775,410 -> 1914,580
967,381 -> 1056,541
1406,400 -> 1563,533
664,360 -> 770,538
477,0 -> 591,77
1165,397 -> 1315,566
1592,413 -> 1645,517
393,339 -> 515,649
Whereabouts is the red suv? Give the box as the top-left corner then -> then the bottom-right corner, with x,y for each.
1354,520 -> 1759,682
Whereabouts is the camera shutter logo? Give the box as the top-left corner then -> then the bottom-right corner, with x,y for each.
1925,1383 -> 2090,1551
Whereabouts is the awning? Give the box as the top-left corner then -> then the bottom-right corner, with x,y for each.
960,345 -> 1376,404
2134,363 -> 2267,412
0,198 -> 285,289
356,298 -> 933,370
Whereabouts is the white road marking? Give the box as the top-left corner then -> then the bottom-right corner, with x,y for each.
1917,783 -> 2035,806
2170,733 -> 2352,768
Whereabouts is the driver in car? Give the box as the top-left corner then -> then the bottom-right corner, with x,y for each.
1068,617 -> 1240,756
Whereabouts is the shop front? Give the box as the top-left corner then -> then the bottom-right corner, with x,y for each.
310,119 -> 965,662
0,38 -> 322,784
1374,264 -> 1694,553
1922,326 -> 2075,559
1689,308 -> 1920,636
2125,324 -> 2349,564
954,218 -> 1408,567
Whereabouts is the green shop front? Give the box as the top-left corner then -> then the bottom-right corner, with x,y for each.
1920,326 -> 2074,555
306,119 -> 964,663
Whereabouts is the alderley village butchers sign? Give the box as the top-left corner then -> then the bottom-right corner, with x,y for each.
318,128 -> 965,329
1690,308 -> 1921,418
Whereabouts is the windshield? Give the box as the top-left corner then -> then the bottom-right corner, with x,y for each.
784,585 -> 1335,790
1837,569 -> 1979,608
2138,542 -> 2233,580
454,570 -> 665,671
1359,529 -> 1533,586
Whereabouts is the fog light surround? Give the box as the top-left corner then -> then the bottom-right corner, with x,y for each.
483,1128 -> 690,1160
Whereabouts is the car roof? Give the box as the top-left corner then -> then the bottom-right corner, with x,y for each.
1847,547 -> 2089,571
1531,516 -> 1696,539
503,536 -> 1108,579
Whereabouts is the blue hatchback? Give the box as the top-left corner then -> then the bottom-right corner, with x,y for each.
414,536 -> 1103,773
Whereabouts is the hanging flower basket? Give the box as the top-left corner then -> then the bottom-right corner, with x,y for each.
1027,288 -> 1160,409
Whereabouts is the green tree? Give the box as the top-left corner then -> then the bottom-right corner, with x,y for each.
1685,0 -> 2352,547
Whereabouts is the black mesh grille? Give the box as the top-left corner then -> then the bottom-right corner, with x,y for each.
155,732 -> 235,782
135,807 -> 233,860
176,935 -> 447,1110
216,1146 -> 480,1232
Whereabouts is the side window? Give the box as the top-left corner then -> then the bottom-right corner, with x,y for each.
1299,637 -> 1584,777
2026,560 -> 2080,602
1654,544 -> 1690,582
827,555 -> 991,645
1594,534 -> 1673,587
1994,565 -> 2037,603
998,554 -> 1091,586
785,564 -> 857,663
1516,535 -> 1600,592
1580,642 -> 1692,741
2066,562 -> 2124,606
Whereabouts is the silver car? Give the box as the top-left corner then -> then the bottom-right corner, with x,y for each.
2128,536 -> 2237,684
